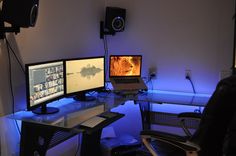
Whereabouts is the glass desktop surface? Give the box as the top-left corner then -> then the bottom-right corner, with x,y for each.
98,90 -> 210,107
137,90 -> 210,106
8,98 -> 107,130
8,90 -> 211,130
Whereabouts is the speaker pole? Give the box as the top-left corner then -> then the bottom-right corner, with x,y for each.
100,21 -> 105,39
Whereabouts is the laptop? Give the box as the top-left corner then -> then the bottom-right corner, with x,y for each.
109,55 -> 148,91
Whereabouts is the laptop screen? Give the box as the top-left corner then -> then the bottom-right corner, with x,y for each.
109,55 -> 142,77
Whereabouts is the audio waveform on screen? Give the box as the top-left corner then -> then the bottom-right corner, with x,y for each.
79,64 -> 103,79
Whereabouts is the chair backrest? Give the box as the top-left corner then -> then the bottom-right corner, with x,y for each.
190,76 -> 236,156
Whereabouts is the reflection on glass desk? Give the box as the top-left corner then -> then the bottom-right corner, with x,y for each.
8,98 -> 106,130
137,90 -> 210,106
8,90 -> 211,129
97,90 -> 210,131
98,90 -> 211,107
7,96 -> 126,156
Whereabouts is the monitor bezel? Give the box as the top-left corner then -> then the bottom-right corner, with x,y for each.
64,56 -> 105,98
25,59 -> 65,111
109,55 -> 143,77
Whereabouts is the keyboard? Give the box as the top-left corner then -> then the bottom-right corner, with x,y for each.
114,78 -> 139,84
80,116 -> 106,128
99,111 -> 117,118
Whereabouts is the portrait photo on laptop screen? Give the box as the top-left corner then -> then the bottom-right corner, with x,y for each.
109,55 -> 142,77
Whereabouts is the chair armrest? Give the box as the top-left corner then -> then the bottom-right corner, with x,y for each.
141,130 -> 187,142
178,112 -> 202,120
177,112 -> 202,137
140,130 -> 200,153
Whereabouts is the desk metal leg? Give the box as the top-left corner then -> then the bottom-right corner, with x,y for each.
138,101 -> 151,130
80,130 -> 102,156
19,113 -> 123,156
20,121 -> 57,156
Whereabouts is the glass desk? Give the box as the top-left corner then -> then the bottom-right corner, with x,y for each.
8,98 -> 124,156
98,90 -> 210,130
7,90 -> 211,156
98,90 -> 210,107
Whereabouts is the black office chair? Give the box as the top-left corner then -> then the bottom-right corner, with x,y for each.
140,76 -> 236,156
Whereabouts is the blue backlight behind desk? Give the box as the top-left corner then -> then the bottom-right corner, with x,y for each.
147,89 -> 211,97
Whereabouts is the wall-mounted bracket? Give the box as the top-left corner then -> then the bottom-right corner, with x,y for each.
100,21 -> 115,39
0,11 -> 20,39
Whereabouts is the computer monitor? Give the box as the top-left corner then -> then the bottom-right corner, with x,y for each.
64,56 -> 105,101
25,60 -> 64,114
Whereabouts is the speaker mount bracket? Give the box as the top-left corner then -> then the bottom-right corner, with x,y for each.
0,11 -> 20,39
100,21 -> 115,39
0,26 -> 20,39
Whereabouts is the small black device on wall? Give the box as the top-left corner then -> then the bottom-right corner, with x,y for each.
100,7 -> 126,39
0,0 -> 39,39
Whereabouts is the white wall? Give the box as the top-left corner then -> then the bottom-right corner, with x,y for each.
105,0 -> 234,93
0,0 -> 234,115
17,0 -> 105,63
0,0 -> 105,116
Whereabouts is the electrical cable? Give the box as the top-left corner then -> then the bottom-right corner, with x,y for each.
151,80 -> 154,90
5,37 -> 15,114
103,35 -> 109,91
149,79 -> 154,90
103,35 -> 108,78
185,75 -> 202,113
5,36 -> 22,135
186,75 -> 196,94
145,76 -> 154,91
5,38 -> 25,73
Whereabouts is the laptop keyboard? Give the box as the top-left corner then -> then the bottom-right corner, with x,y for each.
114,78 -> 140,84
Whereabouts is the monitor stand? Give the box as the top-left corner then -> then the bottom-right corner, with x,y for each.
114,90 -> 139,97
73,92 -> 96,101
32,104 -> 59,115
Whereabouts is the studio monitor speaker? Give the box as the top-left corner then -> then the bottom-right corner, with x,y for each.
2,0 -> 39,28
105,7 -> 126,33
